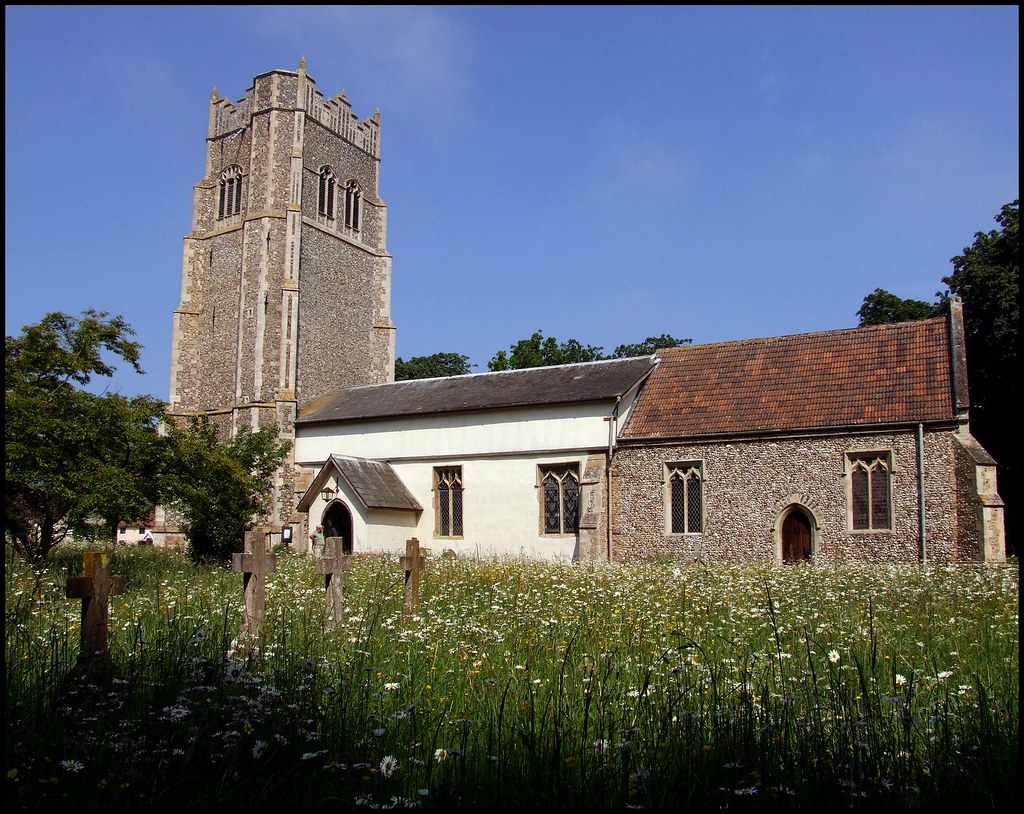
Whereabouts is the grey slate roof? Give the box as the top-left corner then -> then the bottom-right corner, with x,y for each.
296,454 -> 422,512
297,356 -> 658,425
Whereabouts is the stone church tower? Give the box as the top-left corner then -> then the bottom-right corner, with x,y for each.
162,60 -> 395,543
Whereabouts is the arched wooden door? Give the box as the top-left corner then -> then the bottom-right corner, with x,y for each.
782,511 -> 812,562
322,502 -> 354,554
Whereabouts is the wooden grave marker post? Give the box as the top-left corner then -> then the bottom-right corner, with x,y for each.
65,551 -> 125,669
400,537 -> 428,614
317,536 -> 353,624
231,530 -> 277,633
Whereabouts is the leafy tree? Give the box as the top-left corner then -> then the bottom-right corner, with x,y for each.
610,334 -> 691,357
69,392 -> 169,544
488,331 -> 605,371
164,416 -> 291,564
856,288 -> 942,327
855,199 -> 1018,551
940,199 -> 1018,417
940,199 -> 1018,550
5,310 -> 165,559
488,331 -> 691,370
395,352 -> 473,380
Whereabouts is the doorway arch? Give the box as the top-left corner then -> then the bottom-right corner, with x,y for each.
322,501 -> 354,554
781,508 -> 813,563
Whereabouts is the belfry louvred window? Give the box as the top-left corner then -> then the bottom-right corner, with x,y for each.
218,166 -> 243,220
318,166 -> 336,219
344,180 -> 361,230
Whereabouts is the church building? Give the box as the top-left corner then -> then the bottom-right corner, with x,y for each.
162,62 -> 1005,564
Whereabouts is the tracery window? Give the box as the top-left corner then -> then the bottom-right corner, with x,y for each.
435,467 -> 463,538
541,465 -> 580,535
217,165 -> 243,220
849,453 -> 891,531
668,463 -> 703,534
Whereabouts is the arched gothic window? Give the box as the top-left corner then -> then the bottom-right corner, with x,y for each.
218,165 -> 243,220
668,464 -> 703,534
849,454 -> 891,530
435,467 -> 463,538
541,465 -> 580,535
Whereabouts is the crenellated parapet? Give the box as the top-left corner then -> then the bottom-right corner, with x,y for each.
302,85 -> 380,158
207,60 -> 380,158
208,86 -> 252,138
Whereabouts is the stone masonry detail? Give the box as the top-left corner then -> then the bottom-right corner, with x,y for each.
611,428 -> 983,565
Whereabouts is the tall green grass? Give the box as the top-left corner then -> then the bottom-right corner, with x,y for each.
5,545 -> 1018,809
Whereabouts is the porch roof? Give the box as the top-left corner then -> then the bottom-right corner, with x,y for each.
296,454 -> 422,513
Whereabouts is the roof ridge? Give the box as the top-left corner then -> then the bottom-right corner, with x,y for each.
657,316 -> 945,354
360,354 -> 658,388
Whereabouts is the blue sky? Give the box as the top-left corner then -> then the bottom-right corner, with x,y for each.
5,5 -> 1019,399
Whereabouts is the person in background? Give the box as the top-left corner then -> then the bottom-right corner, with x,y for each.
309,525 -> 325,557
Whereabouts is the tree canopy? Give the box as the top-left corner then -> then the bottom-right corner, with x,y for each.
163,416 -> 291,564
941,199 -> 1018,417
394,334 -> 692,379
608,333 -> 692,358
395,352 -> 473,380
942,199 -> 1018,550
6,310 -> 293,562
486,331 -> 690,372
856,289 -> 942,327
856,199 -> 1018,550
487,331 -> 604,371
5,310 -> 166,558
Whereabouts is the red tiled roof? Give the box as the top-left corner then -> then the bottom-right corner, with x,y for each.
621,317 -> 956,439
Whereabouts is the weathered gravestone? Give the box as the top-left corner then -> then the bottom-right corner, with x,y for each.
400,537 -> 428,614
65,552 -> 125,671
317,536 -> 353,624
231,530 -> 277,634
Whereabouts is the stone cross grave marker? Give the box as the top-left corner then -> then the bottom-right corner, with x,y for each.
400,537 -> 428,614
65,551 -> 125,669
231,530 -> 277,632
317,536 -> 353,624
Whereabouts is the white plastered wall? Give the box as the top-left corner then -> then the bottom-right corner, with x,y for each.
298,399 -> 630,561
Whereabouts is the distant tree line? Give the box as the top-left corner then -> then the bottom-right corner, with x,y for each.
395,333 -> 690,380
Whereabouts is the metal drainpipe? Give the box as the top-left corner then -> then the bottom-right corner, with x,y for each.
917,423 -> 926,564
607,396 -> 621,562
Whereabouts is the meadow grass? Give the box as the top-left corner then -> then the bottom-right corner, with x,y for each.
5,544 -> 1018,809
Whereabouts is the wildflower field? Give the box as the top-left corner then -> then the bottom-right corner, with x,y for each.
5,545 -> 1018,809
